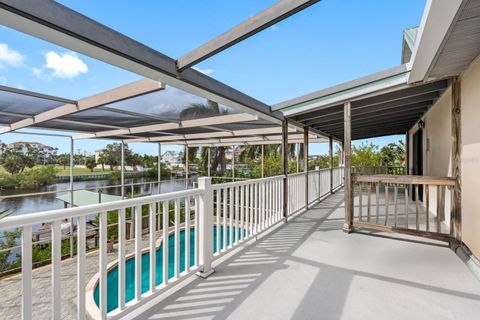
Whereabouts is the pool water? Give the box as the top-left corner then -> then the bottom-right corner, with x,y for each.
94,226 -> 238,312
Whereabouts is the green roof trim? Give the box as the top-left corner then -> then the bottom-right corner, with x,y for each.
57,190 -> 122,207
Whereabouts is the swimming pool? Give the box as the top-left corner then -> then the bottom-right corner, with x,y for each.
94,226 -> 237,312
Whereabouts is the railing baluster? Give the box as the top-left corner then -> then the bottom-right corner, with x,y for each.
52,220 -> 62,320
229,187 -> 234,247
134,205 -> 142,301
436,185 -> 441,233
235,186 -> 239,244
405,185 -> 409,228
118,208 -> 126,310
149,203 -> 156,291
255,183 -> 259,233
162,201 -> 169,285
195,195 -> 200,267
77,216 -> 86,319
222,188 -> 227,250
384,185 -> 389,226
367,183 -> 371,222
22,225 -> 32,320
394,186 -> 398,228
240,185 -> 244,242
425,185 -> 430,232
359,183 -> 363,221
99,212 -> 108,318
376,183 -> 380,223
174,199 -> 180,279
216,190 -> 221,254
246,184 -> 250,238
415,185 -> 419,230
185,197 -> 190,273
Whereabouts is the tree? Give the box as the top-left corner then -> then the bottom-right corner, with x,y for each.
351,142 -> 381,167
380,141 -> 406,166
97,152 -> 106,171
85,157 -> 97,172
0,229 -> 20,272
0,149 -> 34,174
56,154 -> 70,169
180,100 -> 229,175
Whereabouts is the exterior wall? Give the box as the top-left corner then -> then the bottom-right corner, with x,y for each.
407,55 -> 480,258
408,87 -> 453,228
460,56 -> 480,258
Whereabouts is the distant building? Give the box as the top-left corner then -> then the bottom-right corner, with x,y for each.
7,141 -> 57,164
162,151 -> 184,169
75,149 -> 94,158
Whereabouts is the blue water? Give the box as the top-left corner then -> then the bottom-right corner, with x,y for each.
94,226 -> 237,312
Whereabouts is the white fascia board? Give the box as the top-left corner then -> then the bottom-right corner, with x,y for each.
408,0 -> 463,83
283,72 -> 410,117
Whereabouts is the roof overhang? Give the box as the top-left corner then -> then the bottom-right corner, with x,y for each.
408,0 -> 474,83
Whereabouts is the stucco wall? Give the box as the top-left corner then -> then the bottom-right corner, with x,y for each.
460,56 -> 480,259
408,87 -> 453,228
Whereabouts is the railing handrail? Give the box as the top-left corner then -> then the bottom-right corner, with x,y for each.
212,175 -> 284,189
352,174 -> 455,186
0,187 -> 204,229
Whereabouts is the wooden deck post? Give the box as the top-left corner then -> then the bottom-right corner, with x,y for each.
329,136 -> 333,193
405,132 -> 410,175
282,119 -> 289,222
451,77 -> 462,241
304,127 -> 309,208
343,102 -> 354,233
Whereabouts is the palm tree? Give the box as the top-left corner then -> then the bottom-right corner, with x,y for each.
180,101 -> 229,175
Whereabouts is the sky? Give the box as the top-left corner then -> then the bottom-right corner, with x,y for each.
0,0 -> 426,156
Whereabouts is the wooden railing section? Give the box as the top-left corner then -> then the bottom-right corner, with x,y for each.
350,174 -> 456,241
352,166 -> 406,175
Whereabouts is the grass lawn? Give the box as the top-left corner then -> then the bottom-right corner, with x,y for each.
55,166 -> 113,175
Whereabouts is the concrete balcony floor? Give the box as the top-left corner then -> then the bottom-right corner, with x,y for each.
134,190 -> 480,320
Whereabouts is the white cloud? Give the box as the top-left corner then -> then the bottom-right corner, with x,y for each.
44,51 -> 88,79
0,43 -> 25,68
192,66 -> 214,75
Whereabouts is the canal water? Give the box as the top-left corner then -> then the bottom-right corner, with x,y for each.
0,177 -> 197,217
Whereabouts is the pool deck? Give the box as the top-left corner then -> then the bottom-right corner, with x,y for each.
1,190 -> 480,319
131,190 -> 480,320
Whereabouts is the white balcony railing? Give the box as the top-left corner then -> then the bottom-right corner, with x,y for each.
0,171 -> 344,320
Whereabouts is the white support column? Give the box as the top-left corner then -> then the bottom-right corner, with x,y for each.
261,144 -> 264,178
207,147 -> 211,177
197,177 -> 214,278
185,146 -> 189,189
158,143 -> 162,194
121,141 -> 125,199
232,145 -> 235,182
329,137 -> 333,193
69,138 -> 74,258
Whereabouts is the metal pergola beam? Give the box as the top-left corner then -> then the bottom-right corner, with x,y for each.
305,102 -> 430,127
176,0 -> 320,71
0,78 -> 164,134
298,91 -> 439,124
0,0 -> 283,124
123,126 -> 297,143
73,113 -> 258,139
315,113 -> 424,131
